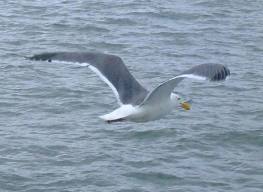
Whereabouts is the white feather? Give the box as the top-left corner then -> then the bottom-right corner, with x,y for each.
51,60 -> 89,67
88,65 -> 122,106
176,74 -> 207,80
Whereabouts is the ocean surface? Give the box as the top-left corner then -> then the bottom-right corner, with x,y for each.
1,0 -> 263,191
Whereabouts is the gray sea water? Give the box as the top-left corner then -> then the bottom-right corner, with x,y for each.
1,0 -> 263,191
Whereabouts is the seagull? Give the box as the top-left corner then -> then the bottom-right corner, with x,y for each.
28,52 -> 230,123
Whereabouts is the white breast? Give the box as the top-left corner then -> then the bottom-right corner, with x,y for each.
99,94 -> 177,122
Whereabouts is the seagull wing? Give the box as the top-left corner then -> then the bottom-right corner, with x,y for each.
28,52 -> 148,105
141,64 -> 230,106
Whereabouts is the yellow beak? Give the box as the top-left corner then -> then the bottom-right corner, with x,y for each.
181,102 -> 191,110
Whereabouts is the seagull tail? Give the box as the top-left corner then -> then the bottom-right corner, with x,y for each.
99,105 -> 135,122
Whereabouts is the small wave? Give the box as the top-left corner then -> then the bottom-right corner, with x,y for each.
124,128 -> 177,140
124,171 -> 182,184
79,24 -> 110,33
102,18 -> 138,26
89,41 -> 129,49
203,130 -> 263,147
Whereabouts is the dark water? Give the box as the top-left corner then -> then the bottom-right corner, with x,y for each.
1,0 -> 263,191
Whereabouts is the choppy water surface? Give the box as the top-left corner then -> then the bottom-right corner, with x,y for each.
1,0 -> 263,191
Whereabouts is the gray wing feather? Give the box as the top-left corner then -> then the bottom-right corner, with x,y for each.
141,64 -> 230,106
29,52 -> 148,105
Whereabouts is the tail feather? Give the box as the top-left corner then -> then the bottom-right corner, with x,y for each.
99,105 -> 136,122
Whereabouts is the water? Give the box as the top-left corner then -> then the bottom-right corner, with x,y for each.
1,0 -> 263,191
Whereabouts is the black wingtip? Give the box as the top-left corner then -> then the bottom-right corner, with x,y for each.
26,53 -> 57,61
211,66 -> 230,81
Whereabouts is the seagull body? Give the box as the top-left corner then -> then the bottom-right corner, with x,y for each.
28,52 -> 230,123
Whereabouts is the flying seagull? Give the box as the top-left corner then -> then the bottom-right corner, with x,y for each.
28,52 -> 230,123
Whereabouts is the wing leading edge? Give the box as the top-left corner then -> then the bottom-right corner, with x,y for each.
141,64 -> 230,106
29,52 -> 149,105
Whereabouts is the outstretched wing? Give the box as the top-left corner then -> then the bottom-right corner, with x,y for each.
28,52 -> 148,105
141,64 -> 230,106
